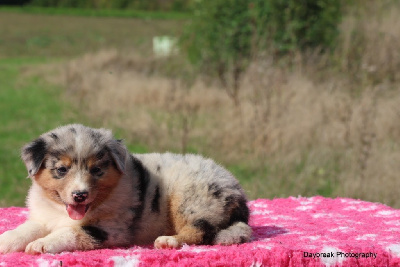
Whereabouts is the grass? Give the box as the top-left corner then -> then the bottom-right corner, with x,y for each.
0,11 -> 184,59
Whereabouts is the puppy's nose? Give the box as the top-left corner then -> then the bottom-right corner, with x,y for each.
72,191 -> 88,203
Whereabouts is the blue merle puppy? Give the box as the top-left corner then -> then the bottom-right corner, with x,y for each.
0,124 -> 251,254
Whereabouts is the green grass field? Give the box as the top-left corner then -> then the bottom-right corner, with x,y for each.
0,11 -> 183,59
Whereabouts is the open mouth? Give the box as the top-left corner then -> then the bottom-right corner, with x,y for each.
66,204 -> 90,220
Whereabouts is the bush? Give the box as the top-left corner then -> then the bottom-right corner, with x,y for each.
182,0 -> 253,105
182,0 -> 343,104
183,0 -> 343,68
256,0 -> 343,53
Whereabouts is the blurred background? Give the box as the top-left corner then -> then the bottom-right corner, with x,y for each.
1,0 -> 400,208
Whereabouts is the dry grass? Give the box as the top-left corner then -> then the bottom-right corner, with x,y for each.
338,1 -> 400,86
33,2 -> 400,207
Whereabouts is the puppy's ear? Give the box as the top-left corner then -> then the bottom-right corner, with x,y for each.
21,138 -> 47,178
107,139 -> 127,173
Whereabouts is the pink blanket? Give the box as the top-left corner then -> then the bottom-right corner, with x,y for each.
1,197 -> 399,266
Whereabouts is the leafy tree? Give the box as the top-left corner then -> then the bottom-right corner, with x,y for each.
184,0 -> 253,106
256,0 -> 342,53
183,0 -> 343,105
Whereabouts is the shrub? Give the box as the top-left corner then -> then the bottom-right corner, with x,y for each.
182,0 -> 343,105
255,0 -> 343,53
182,0 -> 253,105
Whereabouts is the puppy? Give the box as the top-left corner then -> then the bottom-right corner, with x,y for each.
0,124 -> 251,254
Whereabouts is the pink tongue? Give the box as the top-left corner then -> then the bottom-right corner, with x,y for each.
66,204 -> 87,220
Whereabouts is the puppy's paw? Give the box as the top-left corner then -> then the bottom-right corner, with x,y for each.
25,239 -> 45,254
154,236 -> 180,249
25,238 -> 49,254
25,238 -> 63,254
0,230 -> 27,253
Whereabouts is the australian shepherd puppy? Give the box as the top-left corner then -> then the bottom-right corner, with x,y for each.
0,124 -> 251,254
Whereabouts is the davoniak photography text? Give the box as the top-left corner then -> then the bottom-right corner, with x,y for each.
303,251 -> 377,259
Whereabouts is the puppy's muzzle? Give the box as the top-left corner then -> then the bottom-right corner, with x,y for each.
72,191 -> 88,203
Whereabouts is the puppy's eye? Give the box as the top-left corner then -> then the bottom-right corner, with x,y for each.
56,167 -> 68,176
90,167 -> 103,176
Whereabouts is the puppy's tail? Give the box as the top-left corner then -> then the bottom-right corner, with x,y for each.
214,222 -> 252,245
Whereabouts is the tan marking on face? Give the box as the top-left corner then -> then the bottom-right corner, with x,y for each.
86,156 -> 97,170
34,155 -> 75,205
89,156 -> 123,210
59,155 -> 73,168
34,168 -> 65,205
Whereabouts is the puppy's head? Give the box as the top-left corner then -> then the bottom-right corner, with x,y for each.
21,124 -> 127,220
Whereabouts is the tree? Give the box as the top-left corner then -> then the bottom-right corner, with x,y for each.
182,0 -> 342,106
183,0 -> 253,106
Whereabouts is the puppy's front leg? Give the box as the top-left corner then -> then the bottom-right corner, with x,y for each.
25,225 -> 106,254
0,220 -> 48,253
